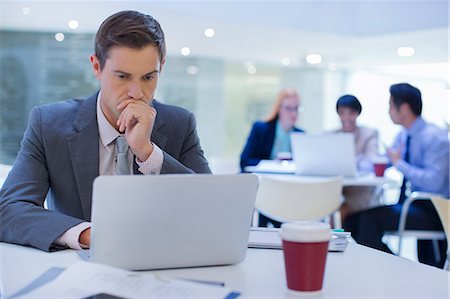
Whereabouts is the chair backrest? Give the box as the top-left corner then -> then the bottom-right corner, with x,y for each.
255,176 -> 343,222
208,157 -> 240,174
431,195 -> 450,240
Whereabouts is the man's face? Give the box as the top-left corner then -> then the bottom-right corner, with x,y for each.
388,96 -> 402,125
90,45 -> 163,126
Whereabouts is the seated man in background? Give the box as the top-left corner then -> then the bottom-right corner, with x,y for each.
0,10 -> 211,252
334,95 -> 380,221
240,89 -> 304,227
344,83 -> 449,268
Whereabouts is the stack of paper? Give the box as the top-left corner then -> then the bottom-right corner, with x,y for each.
245,160 -> 296,174
248,227 -> 351,252
15,261 -> 239,299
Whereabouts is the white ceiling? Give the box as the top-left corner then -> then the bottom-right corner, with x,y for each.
1,0 -> 449,69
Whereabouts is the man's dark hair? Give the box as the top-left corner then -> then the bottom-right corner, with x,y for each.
336,94 -> 362,115
389,83 -> 422,116
95,10 -> 166,70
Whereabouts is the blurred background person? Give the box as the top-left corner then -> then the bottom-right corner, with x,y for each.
240,89 -> 304,227
344,83 -> 448,268
334,95 -> 381,221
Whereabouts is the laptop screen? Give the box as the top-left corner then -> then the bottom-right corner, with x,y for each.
291,132 -> 357,177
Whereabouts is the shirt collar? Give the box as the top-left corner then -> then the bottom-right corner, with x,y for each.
96,91 -> 121,147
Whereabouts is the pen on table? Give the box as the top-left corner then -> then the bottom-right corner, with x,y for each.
178,277 -> 226,287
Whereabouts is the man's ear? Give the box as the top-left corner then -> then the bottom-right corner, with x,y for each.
399,102 -> 410,115
90,55 -> 102,80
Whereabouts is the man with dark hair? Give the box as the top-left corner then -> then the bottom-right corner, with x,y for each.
0,11 -> 210,251
344,83 -> 449,268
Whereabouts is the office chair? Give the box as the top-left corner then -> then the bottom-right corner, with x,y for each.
385,192 -> 446,266
254,175 -> 343,227
430,194 -> 450,270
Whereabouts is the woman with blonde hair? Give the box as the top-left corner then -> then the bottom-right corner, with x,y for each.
240,89 -> 304,227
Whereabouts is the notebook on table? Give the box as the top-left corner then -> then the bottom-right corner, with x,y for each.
248,227 -> 351,252
291,132 -> 358,177
82,174 -> 258,270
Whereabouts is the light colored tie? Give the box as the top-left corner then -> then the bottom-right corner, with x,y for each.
115,136 -> 130,175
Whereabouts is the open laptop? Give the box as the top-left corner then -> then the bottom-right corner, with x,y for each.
291,132 -> 358,177
84,174 -> 258,270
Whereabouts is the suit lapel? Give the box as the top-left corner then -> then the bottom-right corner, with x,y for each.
151,100 -> 168,150
67,93 -> 99,220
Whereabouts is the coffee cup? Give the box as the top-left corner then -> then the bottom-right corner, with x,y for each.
280,221 -> 331,293
372,156 -> 389,177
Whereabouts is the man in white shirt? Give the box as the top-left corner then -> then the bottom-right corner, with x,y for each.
0,10 -> 211,251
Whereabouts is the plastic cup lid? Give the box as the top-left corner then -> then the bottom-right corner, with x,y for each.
280,221 -> 331,243
372,156 -> 389,164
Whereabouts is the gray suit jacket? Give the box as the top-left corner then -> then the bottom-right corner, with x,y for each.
0,92 -> 211,251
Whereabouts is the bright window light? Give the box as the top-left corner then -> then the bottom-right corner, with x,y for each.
55,33 -> 65,42
68,20 -> 79,30
306,54 -> 322,64
204,28 -> 215,38
397,47 -> 415,57
181,47 -> 191,56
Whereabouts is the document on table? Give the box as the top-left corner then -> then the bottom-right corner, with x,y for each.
244,160 -> 296,174
248,227 -> 351,252
16,261 -> 239,299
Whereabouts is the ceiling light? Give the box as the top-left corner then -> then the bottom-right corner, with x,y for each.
397,47 -> 415,57
204,28 -> 215,38
186,65 -> 199,75
55,33 -> 65,42
22,7 -> 31,15
68,20 -> 79,29
181,47 -> 191,56
281,57 -> 291,66
306,54 -> 322,64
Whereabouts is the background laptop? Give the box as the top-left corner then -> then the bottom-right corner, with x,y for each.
291,132 -> 357,177
88,174 -> 258,270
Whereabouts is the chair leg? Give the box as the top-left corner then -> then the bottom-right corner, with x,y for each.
445,251 -> 449,271
397,235 -> 403,256
431,239 -> 441,264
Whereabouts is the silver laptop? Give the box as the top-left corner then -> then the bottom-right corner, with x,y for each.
291,132 -> 357,177
87,174 -> 258,270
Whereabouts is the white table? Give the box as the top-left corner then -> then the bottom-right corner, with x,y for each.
1,242 -> 447,298
256,172 -> 396,187
245,160 -> 396,188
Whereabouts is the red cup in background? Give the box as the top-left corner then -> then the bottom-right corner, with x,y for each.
280,222 -> 331,293
372,156 -> 389,177
374,162 -> 387,177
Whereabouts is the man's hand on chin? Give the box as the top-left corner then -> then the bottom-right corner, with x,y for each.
116,99 -> 156,162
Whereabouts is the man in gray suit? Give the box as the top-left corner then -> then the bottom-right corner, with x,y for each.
0,11 -> 210,252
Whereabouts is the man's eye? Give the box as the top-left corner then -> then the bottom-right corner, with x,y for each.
116,74 -> 127,79
144,75 -> 154,81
